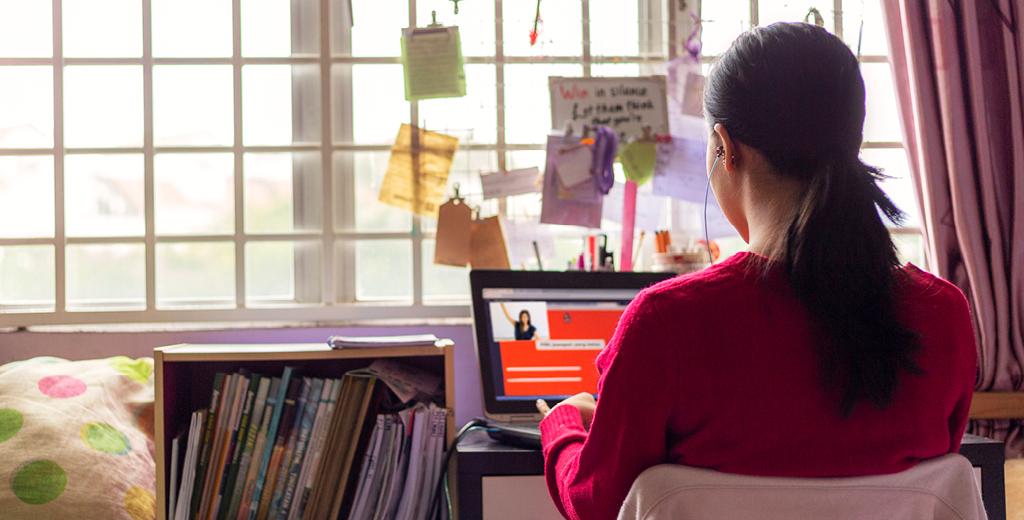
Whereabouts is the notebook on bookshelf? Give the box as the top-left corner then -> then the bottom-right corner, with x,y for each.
168,365 -> 448,520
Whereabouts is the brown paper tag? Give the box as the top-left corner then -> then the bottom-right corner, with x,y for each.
434,198 -> 472,267
469,216 -> 511,270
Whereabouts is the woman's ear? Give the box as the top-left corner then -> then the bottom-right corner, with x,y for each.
713,123 -> 739,173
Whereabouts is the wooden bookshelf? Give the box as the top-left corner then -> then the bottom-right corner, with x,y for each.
154,342 -> 456,520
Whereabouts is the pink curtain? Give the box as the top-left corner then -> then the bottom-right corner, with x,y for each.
883,1 -> 1024,454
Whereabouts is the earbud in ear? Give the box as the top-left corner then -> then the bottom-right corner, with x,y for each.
715,146 -> 725,158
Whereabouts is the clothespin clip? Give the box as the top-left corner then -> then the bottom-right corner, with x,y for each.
804,7 -> 825,27
451,182 -> 464,203
564,122 -> 575,138
580,124 -> 595,145
429,10 -> 442,27
640,126 -> 654,142
450,0 -> 461,15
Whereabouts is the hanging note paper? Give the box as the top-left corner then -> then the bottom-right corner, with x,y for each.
554,145 -> 593,188
680,72 -> 705,118
620,140 -> 657,185
401,26 -> 466,101
480,167 -> 541,199
652,136 -> 708,202
469,216 -> 511,269
378,124 -> 459,217
540,134 -> 602,228
549,76 -> 669,142
602,182 -> 666,231
434,198 -> 473,266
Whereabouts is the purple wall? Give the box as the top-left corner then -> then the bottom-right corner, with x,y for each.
0,324 -> 484,426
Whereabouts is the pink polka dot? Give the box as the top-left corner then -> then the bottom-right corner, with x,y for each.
37,375 -> 86,398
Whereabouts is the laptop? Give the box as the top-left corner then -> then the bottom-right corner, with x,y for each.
470,270 -> 674,448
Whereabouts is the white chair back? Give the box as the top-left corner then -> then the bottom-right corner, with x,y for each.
618,454 -> 986,520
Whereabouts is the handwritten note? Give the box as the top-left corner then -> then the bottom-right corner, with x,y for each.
401,26 -> 466,101
680,72 -> 705,117
480,167 -> 541,199
434,198 -> 472,266
549,76 -> 669,141
378,124 -> 459,216
469,216 -> 511,269
653,137 -> 708,202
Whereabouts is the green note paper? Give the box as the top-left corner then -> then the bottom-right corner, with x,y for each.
620,140 -> 657,186
401,26 -> 467,101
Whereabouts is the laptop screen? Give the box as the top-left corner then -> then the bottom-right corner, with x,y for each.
478,286 -> 644,404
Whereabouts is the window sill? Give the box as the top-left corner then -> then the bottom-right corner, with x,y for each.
5,316 -> 473,334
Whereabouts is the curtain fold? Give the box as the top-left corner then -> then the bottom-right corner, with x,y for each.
882,0 -> 1024,455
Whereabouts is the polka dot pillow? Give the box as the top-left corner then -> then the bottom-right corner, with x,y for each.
0,356 -> 156,519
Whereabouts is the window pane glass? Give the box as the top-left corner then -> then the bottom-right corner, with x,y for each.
503,0 -> 582,56
861,62 -> 902,143
0,245 -> 54,312
860,147 -> 920,228
0,156 -> 53,238
339,0 -> 407,56
334,151 -> 412,232
504,64 -> 583,144
242,0 -> 319,57
242,65 -> 321,146
65,154 -> 144,237
335,64 -> 410,144
354,239 -> 412,301
66,243 -> 145,310
244,152 -> 322,234
591,63 -> 642,77
843,0 -> 887,56
155,153 -> 234,235
415,0 -> 495,56
0,1 -> 51,57
153,0 -> 232,57
699,0 -> 749,57
758,1 -> 836,32
0,66 -> 53,148
590,0 -> 639,56
421,149 -> 496,232
418,65 -> 497,144
246,240 -> 321,305
64,65 -> 143,148
422,239 -> 469,301
156,241 -> 235,308
893,231 -> 926,268
62,0 -> 142,58
154,65 -> 234,146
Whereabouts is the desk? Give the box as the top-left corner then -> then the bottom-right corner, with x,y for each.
456,432 -> 1006,520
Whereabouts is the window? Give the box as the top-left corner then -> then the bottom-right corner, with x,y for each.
0,0 -> 920,326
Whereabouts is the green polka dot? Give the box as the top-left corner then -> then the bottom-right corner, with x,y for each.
0,409 -> 22,443
11,460 -> 67,505
109,356 -> 152,384
80,422 -> 130,455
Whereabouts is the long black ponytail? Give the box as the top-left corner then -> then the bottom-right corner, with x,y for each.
704,22 -> 921,415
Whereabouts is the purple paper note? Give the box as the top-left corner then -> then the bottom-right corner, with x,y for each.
540,134 -> 603,228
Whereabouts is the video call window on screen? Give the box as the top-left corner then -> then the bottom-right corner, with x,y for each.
485,299 -> 627,400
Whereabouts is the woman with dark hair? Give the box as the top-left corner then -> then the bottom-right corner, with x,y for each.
515,309 -> 537,340
536,23 -> 976,519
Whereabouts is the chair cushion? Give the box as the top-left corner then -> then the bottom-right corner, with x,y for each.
0,356 -> 156,519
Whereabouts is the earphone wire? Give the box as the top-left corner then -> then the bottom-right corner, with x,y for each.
703,154 -> 721,264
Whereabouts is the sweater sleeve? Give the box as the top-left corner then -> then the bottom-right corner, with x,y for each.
539,291 -> 677,520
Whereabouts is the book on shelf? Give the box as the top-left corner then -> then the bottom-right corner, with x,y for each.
169,363 -> 448,520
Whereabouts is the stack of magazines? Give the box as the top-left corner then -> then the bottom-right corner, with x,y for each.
169,365 -> 448,520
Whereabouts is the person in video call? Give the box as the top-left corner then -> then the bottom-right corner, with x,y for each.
535,22 -> 977,520
499,304 -> 539,340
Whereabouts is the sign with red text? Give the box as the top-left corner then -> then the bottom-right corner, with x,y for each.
549,76 -> 669,141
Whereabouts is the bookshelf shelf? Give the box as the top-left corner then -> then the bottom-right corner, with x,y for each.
154,342 -> 456,520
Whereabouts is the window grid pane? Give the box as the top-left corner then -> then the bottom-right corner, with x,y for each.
0,0 -> 921,325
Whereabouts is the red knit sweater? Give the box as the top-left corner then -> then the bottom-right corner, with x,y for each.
539,252 -> 977,520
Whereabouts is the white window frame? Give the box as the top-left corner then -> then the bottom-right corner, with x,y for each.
0,0 -> 917,328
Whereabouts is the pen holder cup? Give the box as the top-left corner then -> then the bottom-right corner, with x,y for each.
651,251 -> 709,274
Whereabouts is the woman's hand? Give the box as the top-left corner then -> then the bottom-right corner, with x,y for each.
537,392 -> 597,429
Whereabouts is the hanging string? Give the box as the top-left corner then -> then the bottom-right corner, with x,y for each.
530,0 -> 543,46
684,12 -> 702,60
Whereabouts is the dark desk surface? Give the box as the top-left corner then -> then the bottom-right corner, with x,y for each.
457,432 -> 1006,519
